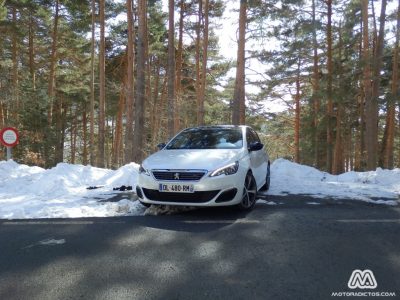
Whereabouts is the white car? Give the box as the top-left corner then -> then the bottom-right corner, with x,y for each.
136,125 -> 270,210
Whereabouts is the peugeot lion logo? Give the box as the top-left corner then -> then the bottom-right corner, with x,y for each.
174,173 -> 180,180
347,269 -> 377,289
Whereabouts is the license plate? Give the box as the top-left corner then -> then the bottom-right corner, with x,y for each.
159,183 -> 194,193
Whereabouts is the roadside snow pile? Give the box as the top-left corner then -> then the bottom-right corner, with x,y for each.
269,158 -> 399,205
0,158 -> 398,219
0,160 -> 144,219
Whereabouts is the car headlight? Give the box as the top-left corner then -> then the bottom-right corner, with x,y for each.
139,165 -> 150,176
209,161 -> 239,177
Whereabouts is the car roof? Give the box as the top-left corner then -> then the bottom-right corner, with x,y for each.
183,125 -> 248,130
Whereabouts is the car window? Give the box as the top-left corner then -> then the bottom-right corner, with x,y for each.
249,128 -> 261,143
166,128 -> 243,150
246,128 -> 258,145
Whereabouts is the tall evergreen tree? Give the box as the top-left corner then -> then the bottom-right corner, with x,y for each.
132,0 -> 147,163
232,0 -> 246,125
124,0 -> 135,164
98,0 -> 106,167
167,0 -> 175,136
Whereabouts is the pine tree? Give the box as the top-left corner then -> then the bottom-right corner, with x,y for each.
132,0 -> 147,163
232,0 -> 246,125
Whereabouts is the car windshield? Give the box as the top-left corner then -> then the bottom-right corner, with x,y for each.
165,127 -> 243,150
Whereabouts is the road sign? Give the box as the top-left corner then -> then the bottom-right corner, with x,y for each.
0,127 -> 19,147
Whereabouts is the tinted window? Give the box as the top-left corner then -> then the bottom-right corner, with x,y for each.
250,128 -> 261,143
246,128 -> 259,145
166,128 -> 243,150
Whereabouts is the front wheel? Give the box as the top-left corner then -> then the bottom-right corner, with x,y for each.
236,173 -> 257,211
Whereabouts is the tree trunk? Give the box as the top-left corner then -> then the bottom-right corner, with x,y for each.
124,0 -> 135,164
90,0 -> 96,166
98,0 -> 106,167
154,76 -> 168,144
105,117 -> 111,168
312,0 -> 320,168
354,19 -> 362,171
333,22 -> 344,174
371,0 -> 378,52
11,7 -> 19,122
232,0 -> 247,125
82,107 -> 88,165
333,105 -> 344,174
167,0 -> 176,136
198,0 -> 209,126
398,105 -> 400,166
113,80 -> 126,167
326,0 -> 333,173
175,0 -> 185,131
47,0 -> 59,126
355,95 -> 364,171
360,0 -> 371,171
28,11 -> 35,90
0,102 -> 4,129
132,0 -> 147,163
54,94 -> 64,164
71,107 -> 76,164
144,11 -> 151,152
195,0 -> 203,125
151,61 -> 161,145
294,58 -> 300,163
365,0 -> 387,170
380,0 -> 399,169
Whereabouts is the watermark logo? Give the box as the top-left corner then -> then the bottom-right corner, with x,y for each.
331,269 -> 396,297
347,269 -> 377,289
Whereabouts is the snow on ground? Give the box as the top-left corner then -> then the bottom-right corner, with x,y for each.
0,160 -> 145,219
268,158 -> 400,205
0,158 -> 398,219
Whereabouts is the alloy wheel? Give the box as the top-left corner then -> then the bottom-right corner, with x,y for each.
240,173 -> 257,209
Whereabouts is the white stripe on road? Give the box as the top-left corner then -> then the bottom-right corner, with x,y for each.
1,221 -> 125,225
182,220 -> 260,224
337,219 -> 400,223
2,221 -> 94,225
1,220 -> 257,225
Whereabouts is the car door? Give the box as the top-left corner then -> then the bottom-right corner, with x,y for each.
246,128 -> 268,189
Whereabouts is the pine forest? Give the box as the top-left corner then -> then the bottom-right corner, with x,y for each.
0,0 -> 399,174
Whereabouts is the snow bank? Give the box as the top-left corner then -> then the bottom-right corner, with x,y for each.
0,161 -> 144,219
0,158 -> 398,219
268,158 -> 399,205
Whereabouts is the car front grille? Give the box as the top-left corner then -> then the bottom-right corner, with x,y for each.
152,170 -> 206,181
142,188 -> 219,203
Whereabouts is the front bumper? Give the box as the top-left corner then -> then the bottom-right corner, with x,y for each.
136,171 -> 245,207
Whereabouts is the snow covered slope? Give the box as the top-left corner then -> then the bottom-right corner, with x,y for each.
0,159 -> 398,219
269,159 -> 399,204
0,161 -> 144,219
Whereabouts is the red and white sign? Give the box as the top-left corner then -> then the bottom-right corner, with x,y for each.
0,127 -> 19,147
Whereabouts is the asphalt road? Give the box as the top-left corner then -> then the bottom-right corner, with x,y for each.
0,196 -> 399,300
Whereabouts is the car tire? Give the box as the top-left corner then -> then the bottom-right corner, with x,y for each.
237,172 -> 257,210
260,163 -> 270,191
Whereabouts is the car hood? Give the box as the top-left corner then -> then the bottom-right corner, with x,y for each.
142,149 -> 245,171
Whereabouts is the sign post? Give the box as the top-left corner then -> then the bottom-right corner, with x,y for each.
7,147 -> 11,160
0,127 -> 19,160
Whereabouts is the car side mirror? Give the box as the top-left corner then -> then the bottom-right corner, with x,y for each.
248,141 -> 264,152
157,142 -> 166,150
